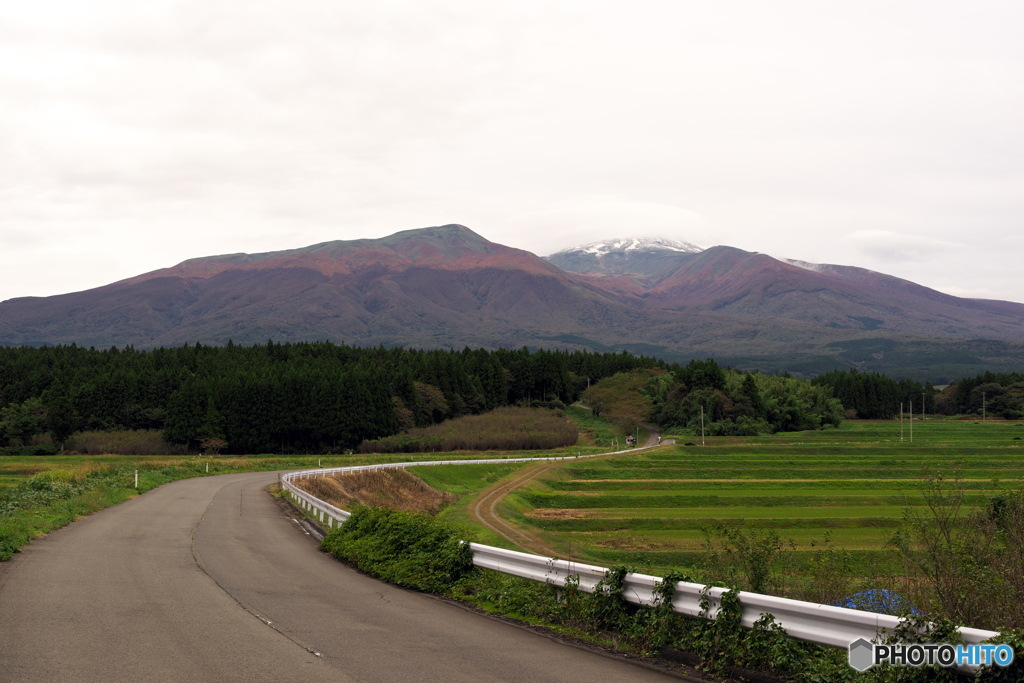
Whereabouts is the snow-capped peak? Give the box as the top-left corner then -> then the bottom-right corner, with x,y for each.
551,236 -> 703,257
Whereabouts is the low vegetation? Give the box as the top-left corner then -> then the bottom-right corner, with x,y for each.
0,461 -> 207,560
888,475 -> 1024,630
468,420 -> 1024,636
319,507 -> 474,593
301,475 -> 1022,683
7,399 -> 1022,681
358,406 -> 578,453
0,450 -> 536,561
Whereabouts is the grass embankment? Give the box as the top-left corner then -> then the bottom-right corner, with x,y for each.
293,468 -> 456,514
0,459 -> 239,560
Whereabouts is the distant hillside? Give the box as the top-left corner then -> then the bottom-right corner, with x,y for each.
0,226 -> 646,350
2,224 -> 1024,381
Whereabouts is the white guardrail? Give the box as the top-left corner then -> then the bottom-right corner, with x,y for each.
278,451 -> 1000,664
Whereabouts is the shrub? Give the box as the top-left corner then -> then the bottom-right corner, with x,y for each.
887,475 -> 1024,630
701,522 -> 784,594
319,507 -> 474,592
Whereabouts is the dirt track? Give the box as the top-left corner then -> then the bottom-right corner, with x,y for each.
467,423 -> 665,559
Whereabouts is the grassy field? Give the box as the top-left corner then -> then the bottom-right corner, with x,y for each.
10,414 -> 1021,603
487,419 -> 1024,593
0,400 -> 634,562
0,429 -> 610,560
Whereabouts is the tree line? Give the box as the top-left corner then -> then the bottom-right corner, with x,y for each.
812,369 -> 1024,420
938,370 -> 1024,419
584,359 -> 844,436
811,369 -> 936,419
6,341 -> 1017,455
0,341 -> 661,454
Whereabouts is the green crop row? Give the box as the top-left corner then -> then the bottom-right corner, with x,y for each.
520,493 -> 973,508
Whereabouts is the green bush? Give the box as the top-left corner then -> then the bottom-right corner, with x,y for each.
319,507 -> 475,592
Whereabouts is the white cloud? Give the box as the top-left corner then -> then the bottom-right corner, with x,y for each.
841,230 -> 966,264
0,0 -> 1022,305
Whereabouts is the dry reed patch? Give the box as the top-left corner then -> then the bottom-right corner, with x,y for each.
526,508 -> 596,520
597,535 -> 673,551
358,406 -> 579,453
294,469 -> 455,515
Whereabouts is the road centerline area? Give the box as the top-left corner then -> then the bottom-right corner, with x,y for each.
1,471 -> 689,682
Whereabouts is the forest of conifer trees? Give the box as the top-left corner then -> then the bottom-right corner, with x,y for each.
3,342 -> 1020,455
0,342 -> 659,454
812,369 -> 1024,420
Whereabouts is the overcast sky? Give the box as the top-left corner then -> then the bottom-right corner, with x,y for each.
2,0 -> 1023,304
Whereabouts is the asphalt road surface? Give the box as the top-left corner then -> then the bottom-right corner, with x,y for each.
0,471 -> 690,682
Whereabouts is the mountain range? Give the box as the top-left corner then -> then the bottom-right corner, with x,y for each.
2,224 -> 1023,381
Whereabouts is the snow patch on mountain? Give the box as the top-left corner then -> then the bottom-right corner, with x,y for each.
550,237 -> 703,257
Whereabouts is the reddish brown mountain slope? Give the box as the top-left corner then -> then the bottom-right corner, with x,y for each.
2,225 -> 1024,379
0,225 -> 647,349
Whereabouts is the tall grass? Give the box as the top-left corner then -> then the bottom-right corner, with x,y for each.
359,407 -> 578,453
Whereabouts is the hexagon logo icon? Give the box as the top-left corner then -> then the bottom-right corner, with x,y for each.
849,638 -> 875,672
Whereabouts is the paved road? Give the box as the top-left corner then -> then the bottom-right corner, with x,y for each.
0,472 -> 688,682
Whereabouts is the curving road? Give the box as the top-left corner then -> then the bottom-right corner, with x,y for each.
0,471 -> 692,682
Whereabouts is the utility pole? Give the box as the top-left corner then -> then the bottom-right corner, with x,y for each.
983,391 -> 987,421
900,403 -> 904,441
701,404 -> 705,447
909,401 -> 913,443
922,392 -> 926,421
